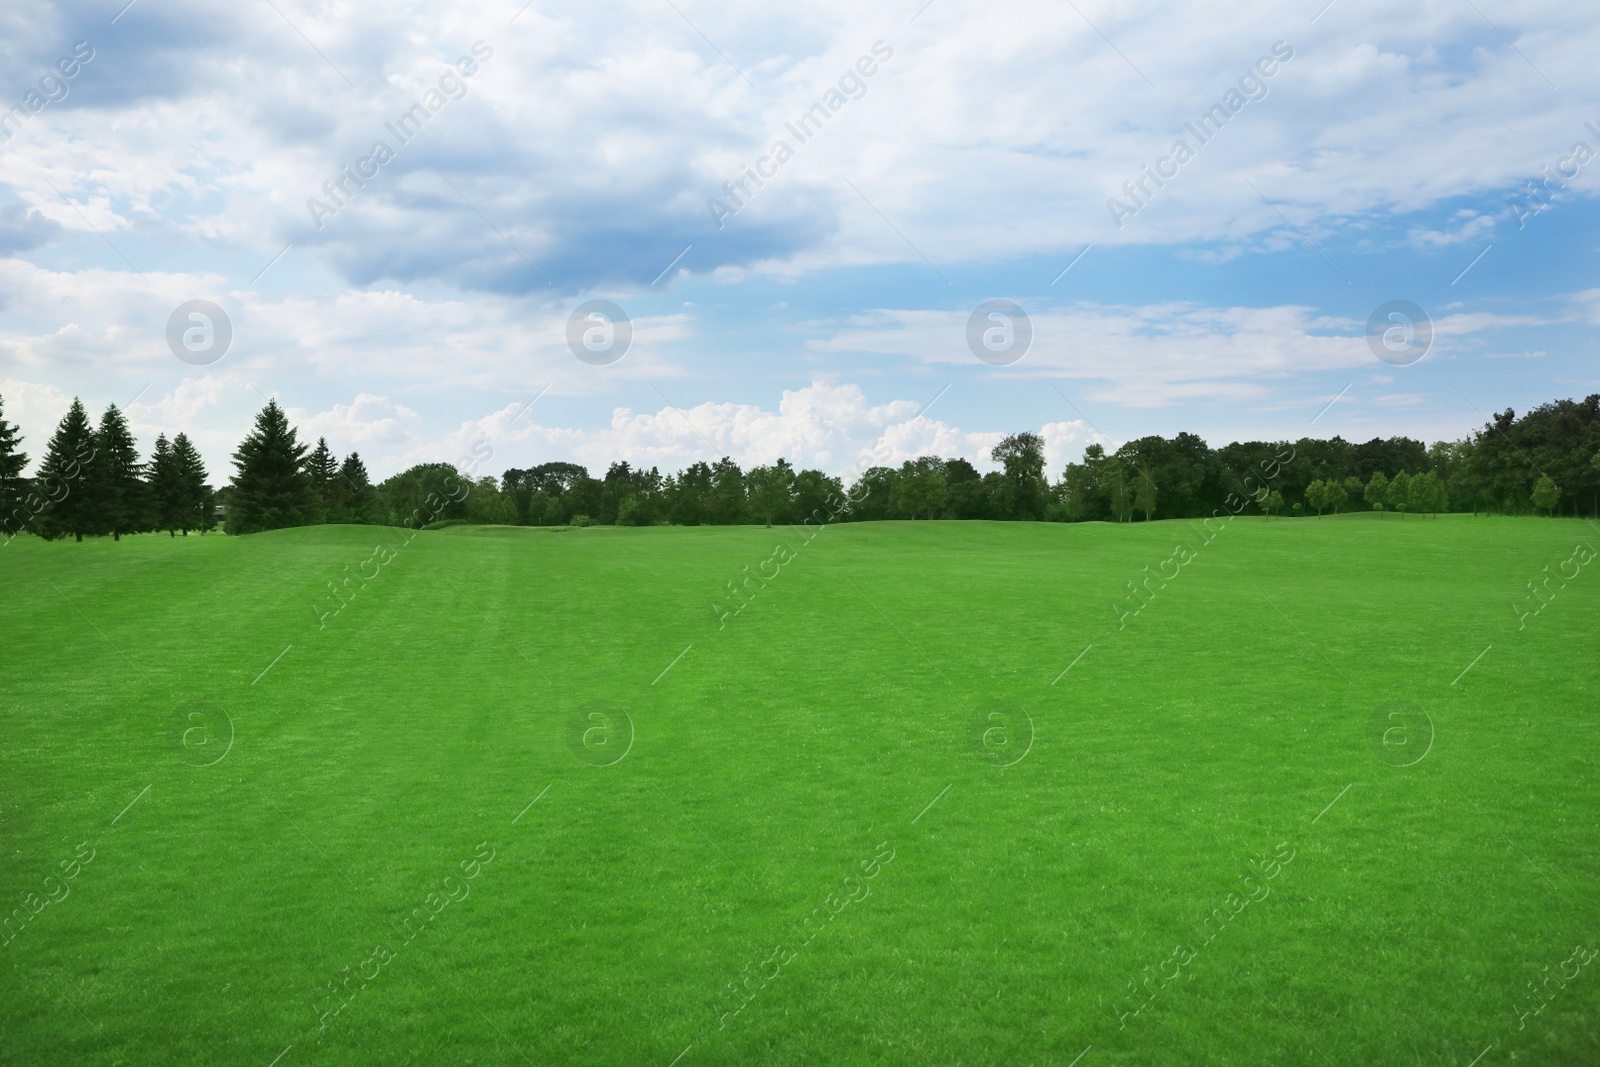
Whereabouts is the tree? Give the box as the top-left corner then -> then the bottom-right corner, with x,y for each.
172,434 -> 214,534
336,452 -> 377,523
307,437 -> 339,520
1305,479 -> 1328,517
1104,457 -> 1133,522
378,463 -> 472,528
228,400 -> 312,535
1325,479 -> 1348,514
1532,475 -> 1560,516
1386,471 -> 1413,521
147,434 -> 183,535
1264,489 -> 1285,518
1410,470 -> 1445,519
1342,475 -> 1363,509
0,394 -> 28,539
1133,468 -> 1157,522
710,457 -> 745,524
1366,470 -> 1389,518
33,399 -> 98,541
991,432 -> 1047,520
88,404 -> 142,541
745,460 -> 795,528
891,457 -> 947,519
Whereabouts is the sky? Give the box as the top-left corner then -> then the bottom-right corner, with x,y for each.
0,0 -> 1596,483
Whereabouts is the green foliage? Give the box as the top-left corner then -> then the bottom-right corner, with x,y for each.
172,434 -> 215,533
745,460 -> 795,527
32,399 -> 98,541
991,432 -> 1047,520
332,451 -> 378,524
227,400 -> 312,535
0,393 -> 29,538
88,405 -> 142,540
1305,479 -> 1328,517
1532,474 -> 1560,515
378,463 -> 471,529
1366,470 -> 1390,517
1133,467 -> 1157,521
306,437 -> 339,519
147,433 -> 182,534
891,457 -> 947,520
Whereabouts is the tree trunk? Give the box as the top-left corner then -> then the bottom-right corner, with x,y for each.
75,532 -> 82,542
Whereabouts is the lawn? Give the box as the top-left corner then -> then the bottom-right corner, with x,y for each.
2,514 -> 1597,1065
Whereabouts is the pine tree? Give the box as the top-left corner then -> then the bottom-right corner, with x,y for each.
0,394 -> 28,540
147,434 -> 182,535
337,452 -> 376,523
227,400 -> 311,534
33,399 -> 98,542
307,436 -> 338,521
89,405 -> 143,540
172,433 -> 212,534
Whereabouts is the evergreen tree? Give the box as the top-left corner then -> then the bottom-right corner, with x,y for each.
0,394 -> 28,540
172,434 -> 213,534
147,434 -> 182,535
88,405 -> 143,540
336,452 -> 376,523
307,436 -> 338,520
228,400 -> 312,535
33,399 -> 98,542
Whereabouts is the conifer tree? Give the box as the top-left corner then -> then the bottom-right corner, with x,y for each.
172,433 -> 213,534
33,399 -> 98,542
227,400 -> 311,534
147,433 -> 182,535
0,394 -> 28,540
307,436 -> 338,520
89,405 -> 143,540
337,451 -> 376,523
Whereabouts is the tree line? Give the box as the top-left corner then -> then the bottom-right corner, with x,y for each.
2,392 -> 1595,542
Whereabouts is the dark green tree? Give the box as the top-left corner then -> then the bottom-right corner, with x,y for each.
710,457 -> 745,524
336,452 -> 377,523
745,460 -> 795,528
307,437 -> 338,520
991,432 -> 1047,520
1532,475 -> 1559,516
0,394 -> 28,540
147,433 -> 183,535
172,434 -> 213,534
33,399 -> 98,541
891,457 -> 948,519
89,404 -> 142,540
228,400 -> 312,535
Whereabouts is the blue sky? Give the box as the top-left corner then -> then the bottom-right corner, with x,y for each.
0,0 -> 1595,481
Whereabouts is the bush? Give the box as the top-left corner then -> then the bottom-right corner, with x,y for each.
569,514 -> 596,528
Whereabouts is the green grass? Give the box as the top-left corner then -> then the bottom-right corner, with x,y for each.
3,514 -> 1598,1065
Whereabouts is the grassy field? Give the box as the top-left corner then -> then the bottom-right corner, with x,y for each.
2,514 -> 1598,1065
